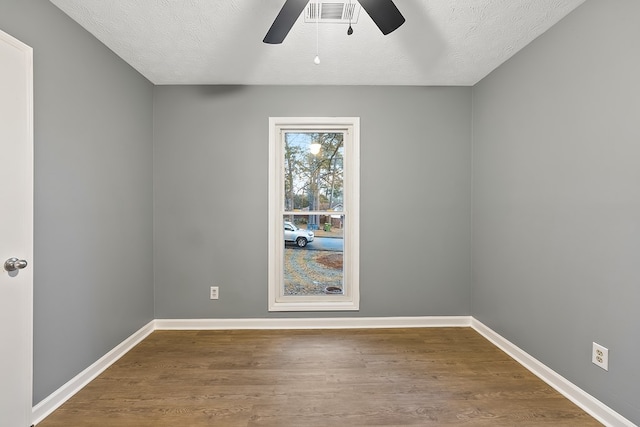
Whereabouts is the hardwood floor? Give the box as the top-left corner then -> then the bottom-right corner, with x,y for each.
38,328 -> 601,426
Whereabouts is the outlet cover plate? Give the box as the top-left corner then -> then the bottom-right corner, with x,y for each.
592,342 -> 609,371
210,286 -> 219,300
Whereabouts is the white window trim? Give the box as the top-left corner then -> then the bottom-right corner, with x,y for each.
268,117 -> 360,311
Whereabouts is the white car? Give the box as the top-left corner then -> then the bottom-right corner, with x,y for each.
284,221 -> 314,247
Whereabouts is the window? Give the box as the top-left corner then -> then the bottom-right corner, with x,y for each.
268,117 -> 360,311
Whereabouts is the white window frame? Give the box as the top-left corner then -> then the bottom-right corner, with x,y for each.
268,117 -> 360,311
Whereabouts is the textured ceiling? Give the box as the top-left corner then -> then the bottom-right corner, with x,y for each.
49,0 -> 585,86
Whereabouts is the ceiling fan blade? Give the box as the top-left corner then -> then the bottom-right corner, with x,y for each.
263,0 -> 309,44
358,0 -> 405,35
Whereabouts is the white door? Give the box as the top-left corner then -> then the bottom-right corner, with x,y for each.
0,29 -> 34,427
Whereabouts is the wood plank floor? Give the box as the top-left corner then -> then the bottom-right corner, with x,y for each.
38,328 -> 601,426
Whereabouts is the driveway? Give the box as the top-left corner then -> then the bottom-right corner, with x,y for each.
284,247 -> 343,295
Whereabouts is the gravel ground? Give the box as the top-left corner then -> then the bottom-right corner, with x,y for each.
284,247 -> 343,295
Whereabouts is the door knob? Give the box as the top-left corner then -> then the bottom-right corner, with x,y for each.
4,257 -> 28,272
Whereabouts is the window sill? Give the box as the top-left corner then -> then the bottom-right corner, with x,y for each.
269,298 -> 359,312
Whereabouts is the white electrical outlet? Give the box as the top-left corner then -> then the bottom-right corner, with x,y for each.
210,286 -> 219,300
592,342 -> 609,371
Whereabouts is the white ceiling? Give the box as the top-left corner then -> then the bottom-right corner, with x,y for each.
49,0 -> 585,86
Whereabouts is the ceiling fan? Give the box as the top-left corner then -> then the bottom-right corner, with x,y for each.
263,0 -> 405,44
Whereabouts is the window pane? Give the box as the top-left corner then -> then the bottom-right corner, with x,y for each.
283,214 -> 344,296
283,132 -> 344,216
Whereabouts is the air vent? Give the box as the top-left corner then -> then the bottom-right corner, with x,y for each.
304,1 -> 361,24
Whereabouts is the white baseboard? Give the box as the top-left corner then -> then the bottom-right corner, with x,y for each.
32,317 -> 635,427
31,320 -> 155,426
471,318 -> 636,427
154,315 -> 472,330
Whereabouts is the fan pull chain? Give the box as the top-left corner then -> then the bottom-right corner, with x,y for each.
314,0 -> 320,64
347,0 -> 354,35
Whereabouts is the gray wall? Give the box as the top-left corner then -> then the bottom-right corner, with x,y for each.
472,0 -> 640,423
0,0 -> 155,405
153,86 -> 472,319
